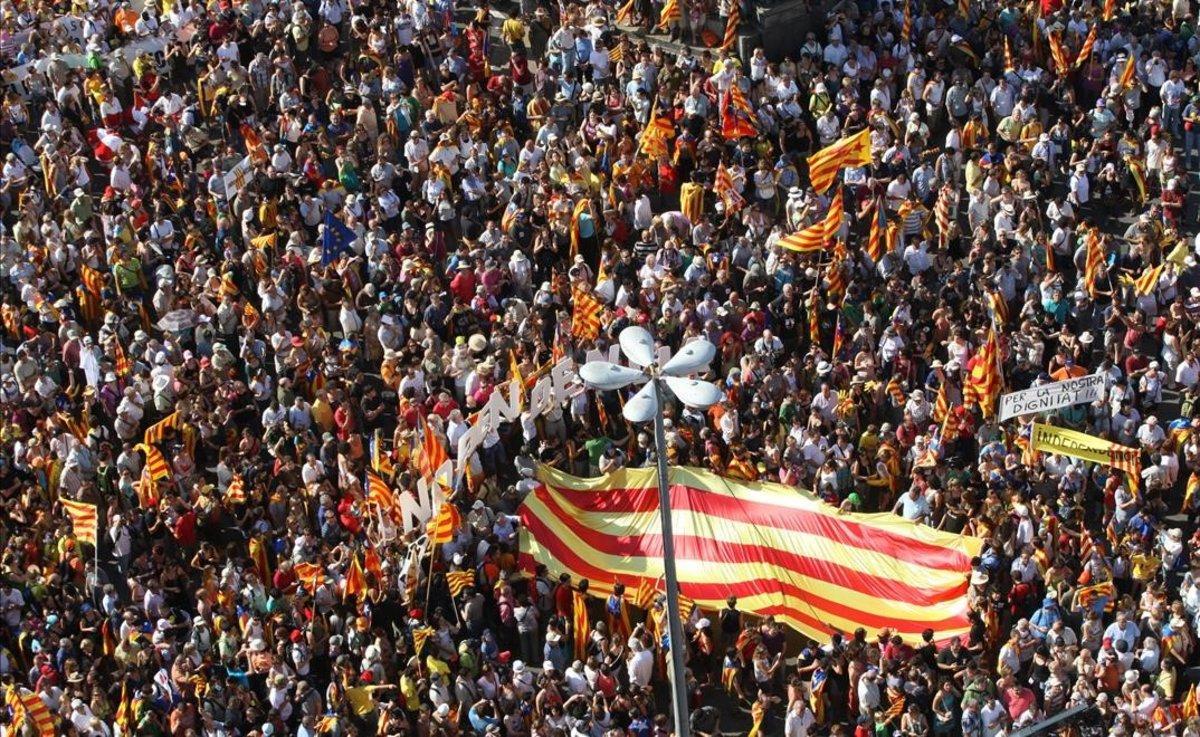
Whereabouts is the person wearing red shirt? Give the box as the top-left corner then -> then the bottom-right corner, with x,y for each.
450,262 -> 476,303
173,507 -> 197,549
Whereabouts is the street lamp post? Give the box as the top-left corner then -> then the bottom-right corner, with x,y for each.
579,326 -> 723,737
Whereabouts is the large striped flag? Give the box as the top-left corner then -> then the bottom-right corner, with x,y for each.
446,569 -> 476,597
428,502 -> 462,544
135,442 -> 172,480
571,287 -> 604,341
963,330 -> 1001,418
779,188 -> 844,252
807,129 -> 872,194
7,688 -> 55,737
721,0 -> 740,50
520,465 -> 980,644
61,499 -> 98,547
143,411 -> 182,445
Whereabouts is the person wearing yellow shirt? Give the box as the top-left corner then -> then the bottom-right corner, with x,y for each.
344,678 -> 397,720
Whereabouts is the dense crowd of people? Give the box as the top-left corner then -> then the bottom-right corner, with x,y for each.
1,0 -> 1200,733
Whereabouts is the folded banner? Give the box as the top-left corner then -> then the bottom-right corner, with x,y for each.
1030,422 -> 1141,482
999,373 -> 1105,421
519,465 -> 981,644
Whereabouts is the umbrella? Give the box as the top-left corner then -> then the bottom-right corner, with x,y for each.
157,309 -> 197,332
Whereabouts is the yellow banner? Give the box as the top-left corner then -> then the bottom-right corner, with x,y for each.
1030,422 -> 1138,467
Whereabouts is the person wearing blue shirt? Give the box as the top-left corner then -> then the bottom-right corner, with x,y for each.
468,699 -> 501,732
1029,597 -> 1061,640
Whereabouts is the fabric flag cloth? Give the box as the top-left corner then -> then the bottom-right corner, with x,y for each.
143,410 -> 182,445
136,442 -> 172,480
656,0 -> 681,28
1118,53 -> 1137,89
807,129 -> 871,194
571,286 -> 604,341
962,329 -> 1001,418
446,569 -> 476,597
866,196 -> 886,262
80,263 -> 105,295
7,688 -> 55,737
417,416 -> 450,483
222,155 -> 254,198
365,469 -> 399,518
321,211 -> 358,265
572,590 -> 590,660
1047,30 -> 1070,73
412,626 -> 435,656
226,474 -> 246,504
427,502 -> 462,544
343,554 -> 367,602
520,465 -> 981,644
1075,26 -> 1097,67
568,198 -> 592,257
61,499 -> 98,547
1084,228 -> 1105,296
720,89 -> 758,140
1030,423 -> 1141,490
720,0 -> 740,50
248,536 -> 271,582
779,189 -> 843,252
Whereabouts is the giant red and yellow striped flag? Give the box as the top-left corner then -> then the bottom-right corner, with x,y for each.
1075,26 -> 1097,68
721,0 -> 740,50
520,465 -> 980,644
807,129 -> 872,194
8,688 -> 55,737
136,442 -> 171,480
571,287 -> 604,341
428,502 -> 462,544
779,188 -> 843,252
80,263 -> 105,296
963,329 -> 1001,418
143,411 -> 182,445
61,498 -> 98,547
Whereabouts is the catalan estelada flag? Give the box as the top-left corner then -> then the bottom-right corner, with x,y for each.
60,498 -> 98,547
520,465 -> 980,644
571,287 -> 604,341
806,128 -> 872,194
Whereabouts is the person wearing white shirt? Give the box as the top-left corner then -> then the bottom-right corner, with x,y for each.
784,699 -> 816,737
